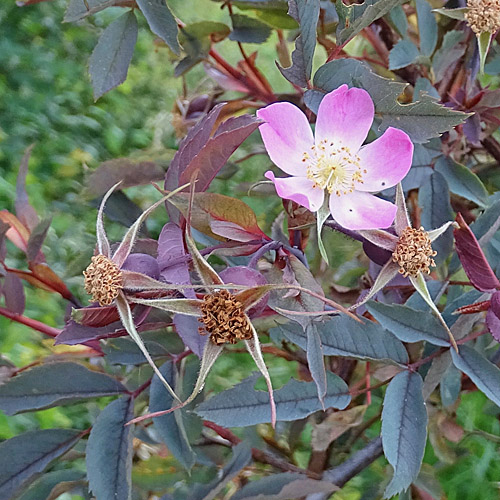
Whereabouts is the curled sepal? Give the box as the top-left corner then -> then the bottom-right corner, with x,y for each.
115,293 -> 181,402
234,285 -> 274,312
129,297 -> 202,316
113,182 -> 191,268
478,31 -> 493,74
349,260 -> 399,311
244,321 -> 276,428
96,182 -> 121,257
185,233 -> 223,287
409,273 -> 458,352
316,200 -> 331,265
122,270 -> 185,291
394,183 -> 411,236
426,221 -> 458,243
358,229 -> 398,252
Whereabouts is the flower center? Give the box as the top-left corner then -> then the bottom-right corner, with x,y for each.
466,0 -> 500,35
392,227 -> 437,278
199,290 -> 252,345
303,139 -> 365,196
83,254 -> 123,306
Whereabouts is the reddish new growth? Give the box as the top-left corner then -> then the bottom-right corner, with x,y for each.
199,290 -> 252,345
83,254 -> 123,306
392,226 -> 437,278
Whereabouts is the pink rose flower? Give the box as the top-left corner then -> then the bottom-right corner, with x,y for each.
257,84 -> 414,230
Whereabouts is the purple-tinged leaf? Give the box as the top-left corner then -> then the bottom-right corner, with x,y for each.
56,320 -> 125,345
210,220 -> 261,242
122,253 -> 160,279
86,397 -> 134,500
454,213 -> 500,292
490,291 -> 500,320
15,144 -> 39,232
150,361 -> 196,471
195,371 -> 350,427
71,305 -> 120,327
0,362 -> 127,415
89,11 -> 138,100
0,429 -> 83,500
3,272 -> 25,315
174,314 -> 207,358
382,371 -> 427,498
136,0 -> 180,55
86,158 -> 166,197
158,223 -> 192,294
178,114 -> 261,192
278,0 -> 320,87
486,308 -> 500,342
451,345 -> 500,407
26,217 -> 51,264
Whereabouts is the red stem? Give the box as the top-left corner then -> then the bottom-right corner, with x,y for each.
0,306 -> 61,338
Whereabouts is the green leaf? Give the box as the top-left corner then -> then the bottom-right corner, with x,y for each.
389,39 -> 420,70
434,156 -> 488,207
136,0 -> 180,55
16,469 -> 85,500
0,362 -> 127,415
416,0 -> 437,56
388,4 -> 408,37
89,11 -> 138,100
308,59 -> 469,143
451,345 -> 500,407
418,171 -> 453,262
64,0 -> 113,23
382,371 -> 427,498
431,7 -> 466,21
440,363 -> 461,407
195,372 -> 350,427
0,429 -> 82,499
277,315 -> 409,365
231,472 -> 338,499
86,397 -> 134,500
229,14 -> 272,43
150,361 -> 196,471
366,302 -> 450,347
191,443 -> 252,500
279,0 -> 320,87
336,0 -> 403,45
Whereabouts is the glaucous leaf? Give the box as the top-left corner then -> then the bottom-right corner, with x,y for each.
229,14 -> 272,43
416,0 -> 437,56
306,323 -> 327,404
366,302 -> 451,347
150,361 -> 196,471
454,213 -> 499,292
64,0 -> 112,23
279,0 -> 320,87
190,442 -> 252,500
102,337 -> 169,365
382,371 -> 427,498
0,429 -> 82,499
451,345 -> 500,407
388,39 -> 420,70
231,472 -> 338,499
16,469 -> 85,500
86,397 -> 134,500
136,0 -> 180,55
88,11 -> 138,100
195,372 -> 350,427
277,315 -> 409,365
0,362 -> 127,415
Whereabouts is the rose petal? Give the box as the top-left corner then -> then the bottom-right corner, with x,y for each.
265,171 -> 324,212
257,102 -> 314,176
330,190 -> 397,230
357,127 -> 413,192
315,85 -> 374,152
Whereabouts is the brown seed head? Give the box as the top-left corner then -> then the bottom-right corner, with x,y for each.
199,290 -> 253,345
392,226 -> 437,278
466,0 -> 500,35
83,254 -> 123,306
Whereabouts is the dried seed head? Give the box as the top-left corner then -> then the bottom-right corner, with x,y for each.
199,290 -> 253,345
392,227 -> 437,278
83,254 -> 123,306
466,0 -> 500,35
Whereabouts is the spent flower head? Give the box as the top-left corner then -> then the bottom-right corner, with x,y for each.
466,0 -> 500,35
257,85 -> 413,230
354,184 -> 458,350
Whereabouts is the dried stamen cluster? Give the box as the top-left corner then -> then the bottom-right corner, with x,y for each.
392,226 -> 437,278
466,0 -> 500,35
83,254 -> 123,306
199,290 -> 252,345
